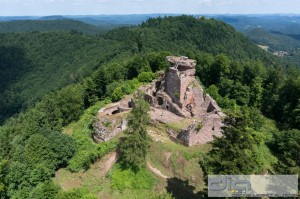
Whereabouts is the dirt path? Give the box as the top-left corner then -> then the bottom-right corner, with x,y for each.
54,152 -> 118,191
147,162 -> 169,179
98,152 -> 117,177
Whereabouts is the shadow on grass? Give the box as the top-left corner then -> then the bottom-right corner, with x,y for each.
166,177 -> 207,199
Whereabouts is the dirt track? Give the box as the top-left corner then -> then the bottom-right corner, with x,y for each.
147,162 -> 169,179
99,152 -> 117,177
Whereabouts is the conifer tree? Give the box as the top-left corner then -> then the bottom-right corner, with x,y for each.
201,112 -> 265,175
118,91 -> 150,171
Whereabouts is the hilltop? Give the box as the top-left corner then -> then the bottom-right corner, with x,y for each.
0,16 -> 299,199
105,16 -> 276,62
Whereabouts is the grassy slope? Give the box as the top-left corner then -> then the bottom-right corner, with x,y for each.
53,104 -> 211,198
52,95 -> 279,198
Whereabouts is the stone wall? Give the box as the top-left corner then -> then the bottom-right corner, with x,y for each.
156,92 -> 184,117
93,117 -> 127,143
192,83 -> 206,116
202,94 -> 221,113
177,114 -> 223,146
165,68 -> 182,108
99,103 -> 121,115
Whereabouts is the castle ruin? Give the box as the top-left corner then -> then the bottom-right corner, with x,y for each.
93,56 -> 225,146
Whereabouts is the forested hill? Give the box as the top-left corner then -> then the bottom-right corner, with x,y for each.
0,15 -> 290,124
0,32 -> 127,123
105,16 -> 277,63
0,19 -> 108,35
0,15 -> 299,198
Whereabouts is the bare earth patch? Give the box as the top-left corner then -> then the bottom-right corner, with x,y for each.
98,152 -> 117,178
54,152 -> 117,191
147,162 -> 169,179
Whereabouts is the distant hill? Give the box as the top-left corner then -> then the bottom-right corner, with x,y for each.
105,15 -> 275,62
0,19 -> 109,35
0,15 -> 287,123
0,31 -> 127,121
38,15 -> 67,20
246,28 -> 300,51
215,15 -> 300,34
215,15 -> 300,66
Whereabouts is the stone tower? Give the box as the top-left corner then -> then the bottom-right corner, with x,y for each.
165,56 -> 197,116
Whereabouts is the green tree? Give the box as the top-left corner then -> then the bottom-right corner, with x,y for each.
201,113 -> 265,175
206,85 -> 220,102
83,77 -> 99,108
211,54 -> 231,85
148,51 -> 171,72
293,99 -> 300,127
28,181 -> 59,199
262,68 -> 285,118
55,85 -> 85,126
23,134 -> 55,168
276,77 -> 300,129
273,129 -> 300,175
111,87 -> 123,102
118,91 -> 151,171
0,128 -> 11,159
232,82 -> 250,106
56,188 -> 97,199
137,72 -> 154,83
219,77 -> 234,97
6,161 -> 30,198
249,77 -> 264,108
42,131 -> 76,168
0,160 -> 8,199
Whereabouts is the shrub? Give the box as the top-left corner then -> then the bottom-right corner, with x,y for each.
138,72 -> 155,83
195,123 -> 203,131
111,87 -> 123,102
110,165 -> 155,191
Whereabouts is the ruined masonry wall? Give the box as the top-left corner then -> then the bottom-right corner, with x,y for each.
180,75 -> 194,108
93,56 -> 225,146
185,116 -> 223,146
165,68 -> 182,108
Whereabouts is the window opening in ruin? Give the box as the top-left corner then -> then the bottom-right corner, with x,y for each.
166,105 -> 169,110
112,110 -> 120,115
158,97 -> 164,105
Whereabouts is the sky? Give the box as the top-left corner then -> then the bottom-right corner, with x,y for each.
0,0 -> 300,16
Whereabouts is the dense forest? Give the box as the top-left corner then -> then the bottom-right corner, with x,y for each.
0,19 -> 109,35
0,31 -> 128,122
0,16 -> 299,198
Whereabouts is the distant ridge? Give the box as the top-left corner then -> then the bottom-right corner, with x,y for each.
38,15 -> 67,20
0,19 -> 109,35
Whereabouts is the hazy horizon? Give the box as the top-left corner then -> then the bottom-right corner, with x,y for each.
1,13 -> 300,17
0,0 -> 300,16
